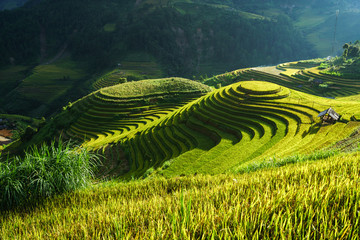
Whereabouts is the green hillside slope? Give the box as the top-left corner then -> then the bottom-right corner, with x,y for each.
114,80 -> 360,178
6,77 -> 211,154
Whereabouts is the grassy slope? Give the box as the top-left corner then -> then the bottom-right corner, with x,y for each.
93,52 -> 165,90
1,151 -> 359,239
7,77 -> 211,152
0,65 -> 27,99
294,7 -> 360,57
158,81 -> 360,178
3,58 -> 87,117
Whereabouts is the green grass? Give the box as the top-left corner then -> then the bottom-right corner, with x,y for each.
15,60 -> 85,102
100,78 -> 210,98
92,55 -> 165,90
2,58 -> 87,116
0,65 -> 27,96
1,151 -> 360,238
0,140 -> 98,210
235,148 -> 342,174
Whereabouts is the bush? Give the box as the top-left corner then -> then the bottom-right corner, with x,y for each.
0,140 -> 99,210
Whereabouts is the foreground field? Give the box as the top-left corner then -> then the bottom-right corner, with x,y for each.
1,151 -> 359,239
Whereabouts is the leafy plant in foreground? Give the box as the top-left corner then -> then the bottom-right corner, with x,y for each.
0,140 -> 99,210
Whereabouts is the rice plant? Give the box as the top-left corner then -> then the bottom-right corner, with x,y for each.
235,148 -> 342,174
1,151 -> 360,239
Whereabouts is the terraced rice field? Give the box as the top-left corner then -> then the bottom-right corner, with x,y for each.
92,70 -> 128,90
208,60 -> 360,99
55,77 -> 207,154
0,65 -> 27,96
11,60 -> 85,103
226,66 -> 360,99
82,80 -> 359,179
45,64 -> 360,179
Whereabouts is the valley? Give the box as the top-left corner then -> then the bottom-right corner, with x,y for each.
1,0 -> 360,238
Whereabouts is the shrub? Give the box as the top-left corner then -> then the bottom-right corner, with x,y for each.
0,140 -> 99,210
318,62 -> 330,69
143,167 -> 154,179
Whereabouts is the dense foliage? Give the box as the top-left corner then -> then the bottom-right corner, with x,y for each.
321,40 -> 360,78
0,0 -> 314,76
0,141 -> 98,210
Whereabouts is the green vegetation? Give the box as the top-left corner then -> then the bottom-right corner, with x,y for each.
320,41 -> 360,78
2,1 -> 360,237
10,74 -> 360,180
1,57 -> 360,237
235,148 -> 342,174
0,114 -> 42,141
101,78 -> 210,97
291,1 -> 360,57
204,55 -> 360,99
0,140 -> 98,210
1,151 -> 360,238
0,0 -> 320,118
0,65 -> 28,98
0,0 -> 314,76
2,58 -> 88,117
6,61 -> 360,181
4,78 -> 210,157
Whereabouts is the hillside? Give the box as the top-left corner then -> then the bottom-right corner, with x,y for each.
6,77 -> 210,152
2,0 -> 360,118
0,0 -> 319,117
9,64 -> 360,179
0,0 -> 314,73
2,57 -> 360,237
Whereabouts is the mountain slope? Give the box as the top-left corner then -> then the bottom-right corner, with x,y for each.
0,0 -> 313,73
0,0 -> 317,117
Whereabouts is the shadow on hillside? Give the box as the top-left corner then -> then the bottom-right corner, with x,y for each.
302,124 -> 321,138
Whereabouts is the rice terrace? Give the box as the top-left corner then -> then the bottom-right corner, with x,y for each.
1,0 -> 360,239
